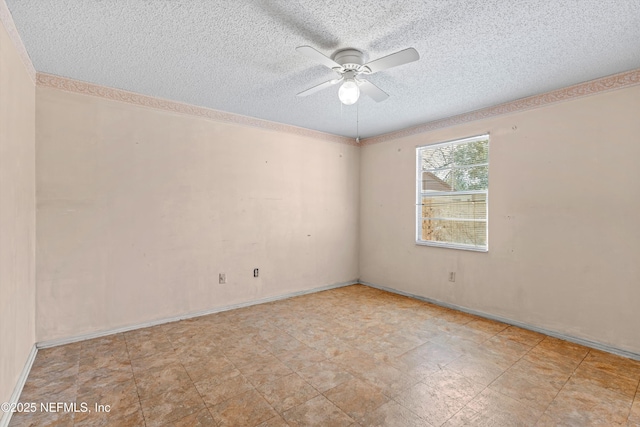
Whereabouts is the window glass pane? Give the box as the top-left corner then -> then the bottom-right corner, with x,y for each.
421,145 -> 454,170
422,170 -> 453,191
420,219 -> 487,247
420,138 -> 488,171
452,139 -> 489,165
451,165 -> 489,191
416,134 -> 489,251
421,193 -> 487,220
422,166 -> 488,192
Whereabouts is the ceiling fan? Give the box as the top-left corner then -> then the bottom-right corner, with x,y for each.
296,45 -> 420,105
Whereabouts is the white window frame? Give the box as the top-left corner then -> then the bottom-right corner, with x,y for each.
416,134 -> 489,252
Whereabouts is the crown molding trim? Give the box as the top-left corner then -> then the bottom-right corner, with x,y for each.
0,0 -> 35,83
361,68 -> 640,146
36,73 -> 357,146
28,66 -> 640,147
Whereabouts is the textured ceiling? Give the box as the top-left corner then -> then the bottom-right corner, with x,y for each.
7,0 -> 640,138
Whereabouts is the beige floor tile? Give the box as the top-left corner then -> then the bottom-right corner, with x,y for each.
129,351 -> 180,373
209,388 -> 278,427
222,346 -> 273,368
8,410 -> 75,427
307,336 -> 355,359
298,360 -> 355,393
77,363 -> 134,391
400,341 -> 463,368
581,349 -> 640,381
534,336 -> 590,361
359,400 -> 434,427
255,413 -> 290,427
324,377 -> 389,422
282,395 -> 354,427
168,408 -> 216,427
275,346 -> 326,371
522,344 -> 584,376
263,334 -> 308,355
423,368 -> 486,402
540,376 -> 633,425
181,354 -> 235,383
482,335 -> 531,361
125,335 -> 175,361
172,341 -> 220,364
36,343 -> 82,362
497,326 -> 545,347
466,388 -> 543,425
628,398 -> 640,425
256,372 -> 319,413
377,352 -> 441,382
488,365 -> 559,413
194,369 -> 253,407
237,355 -> 294,387
133,361 -> 193,400
445,354 -> 507,386
505,358 -> 571,390
78,350 -> 131,373
465,318 -> 509,335
440,407 -> 480,426
139,385 -> 206,427
75,378 -> 141,423
436,309 -> 476,325
74,408 -> 145,427
393,382 -> 467,427
572,363 -> 639,398
430,334 -> 484,355
12,285 -> 640,426
18,371 -> 77,403
354,362 -> 420,397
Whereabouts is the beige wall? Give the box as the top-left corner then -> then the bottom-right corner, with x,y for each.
36,88 -> 359,342
0,21 -> 36,404
360,85 -> 640,354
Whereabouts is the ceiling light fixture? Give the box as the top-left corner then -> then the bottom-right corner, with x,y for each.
296,46 -> 420,106
338,78 -> 360,105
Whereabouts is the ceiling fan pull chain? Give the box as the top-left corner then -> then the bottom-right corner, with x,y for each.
356,102 -> 360,142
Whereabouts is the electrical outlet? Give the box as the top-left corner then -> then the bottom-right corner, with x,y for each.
253,268 -> 259,278
449,272 -> 456,282
219,273 -> 226,284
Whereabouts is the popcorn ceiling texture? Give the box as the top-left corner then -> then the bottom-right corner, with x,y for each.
6,0 -> 640,138
0,0 -> 34,81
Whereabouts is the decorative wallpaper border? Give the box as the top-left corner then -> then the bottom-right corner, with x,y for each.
361,68 -> 640,146
0,0 -> 36,83
35,67 -> 640,147
36,73 -> 356,146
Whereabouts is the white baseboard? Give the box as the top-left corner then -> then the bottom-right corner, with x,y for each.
361,281 -> 640,362
0,344 -> 38,427
37,279 -> 357,349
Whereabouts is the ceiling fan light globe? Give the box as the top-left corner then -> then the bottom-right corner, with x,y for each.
338,80 -> 360,105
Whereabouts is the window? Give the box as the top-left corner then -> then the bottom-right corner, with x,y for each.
416,134 -> 489,251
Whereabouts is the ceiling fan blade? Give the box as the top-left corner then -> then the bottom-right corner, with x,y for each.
357,79 -> 389,102
363,47 -> 420,74
296,46 -> 342,70
297,78 -> 342,97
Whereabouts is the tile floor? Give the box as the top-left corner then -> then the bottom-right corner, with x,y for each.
8,284 -> 640,426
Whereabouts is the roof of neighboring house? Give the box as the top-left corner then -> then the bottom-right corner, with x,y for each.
422,172 -> 452,192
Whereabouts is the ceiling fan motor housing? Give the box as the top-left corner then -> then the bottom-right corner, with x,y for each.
332,48 -> 366,69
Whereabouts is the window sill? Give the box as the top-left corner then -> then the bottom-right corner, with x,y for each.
415,240 -> 488,252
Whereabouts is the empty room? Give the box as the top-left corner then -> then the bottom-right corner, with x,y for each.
1,1 -> 639,426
